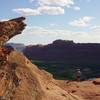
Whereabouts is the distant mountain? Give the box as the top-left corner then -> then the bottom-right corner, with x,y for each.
6,43 -> 25,52
23,39 -> 100,64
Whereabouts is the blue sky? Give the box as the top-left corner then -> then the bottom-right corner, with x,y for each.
0,0 -> 100,45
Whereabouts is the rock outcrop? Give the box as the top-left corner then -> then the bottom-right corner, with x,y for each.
55,79 -> 100,100
0,17 -> 26,46
0,17 -> 83,100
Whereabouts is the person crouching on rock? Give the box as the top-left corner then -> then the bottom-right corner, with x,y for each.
76,69 -> 82,82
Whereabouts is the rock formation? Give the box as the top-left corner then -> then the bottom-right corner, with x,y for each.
0,17 -> 26,46
55,79 -> 100,100
0,17 -> 83,100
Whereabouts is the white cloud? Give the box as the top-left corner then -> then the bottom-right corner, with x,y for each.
90,25 -> 100,34
8,25 -> 100,45
13,6 -> 64,16
69,16 -> 94,28
13,0 -> 80,16
13,8 -> 40,16
38,6 -> 64,15
38,0 -> 74,7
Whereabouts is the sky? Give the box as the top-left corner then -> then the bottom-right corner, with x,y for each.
0,0 -> 100,45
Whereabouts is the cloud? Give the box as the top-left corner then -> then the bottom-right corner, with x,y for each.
13,0 -> 80,16
8,25 -> 100,45
38,0 -> 74,7
38,6 -> 64,15
13,8 -> 40,16
13,6 -> 64,16
69,16 -> 94,28
90,25 -> 100,34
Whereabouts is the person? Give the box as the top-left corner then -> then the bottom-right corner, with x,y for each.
76,69 -> 82,82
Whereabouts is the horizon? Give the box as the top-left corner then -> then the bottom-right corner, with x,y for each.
7,39 -> 100,46
1,0 -> 100,45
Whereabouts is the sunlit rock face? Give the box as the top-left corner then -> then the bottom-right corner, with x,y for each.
0,17 -> 26,46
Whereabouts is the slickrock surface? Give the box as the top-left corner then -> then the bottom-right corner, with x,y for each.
55,79 -> 100,100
